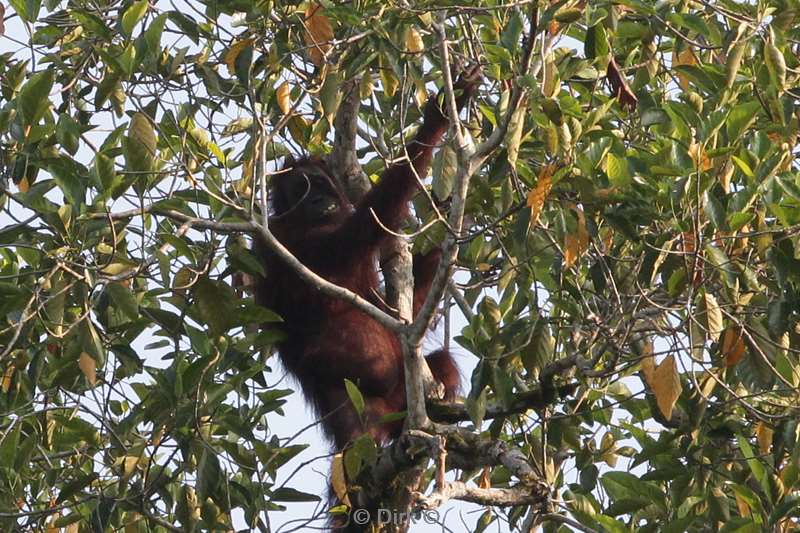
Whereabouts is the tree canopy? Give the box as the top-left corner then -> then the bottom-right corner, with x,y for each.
0,0 -> 799,531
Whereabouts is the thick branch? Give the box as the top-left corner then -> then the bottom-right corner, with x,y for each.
414,481 -> 547,508
327,77 -> 371,200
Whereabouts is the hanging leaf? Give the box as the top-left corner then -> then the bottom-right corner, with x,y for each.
1,365 -> 13,393
674,47 -> 697,90
721,326 -> 746,367
304,3 -> 333,66
78,352 -> 97,386
542,54 -> 559,98
564,207 -> 589,268
505,100 -> 527,167
379,55 -> 398,97
344,379 -> 365,416
725,42 -> 746,88
527,164 -> 554,228
405,27 -> 424,53
121,0 -> 148,37
764,41 -> 786,93
123,112 -> 156,178
331,453 -> 351,506
641,354 -> 682,421
276,82 -> 292,115
702,292 -> 724,342
223,38 -> 254,73
19,69 -> 54,125
755,422 -> 773,455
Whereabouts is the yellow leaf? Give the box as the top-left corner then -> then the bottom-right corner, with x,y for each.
564,234 -> 580,268
79,351 -> 97,386
379,55 -> 398,98
122,455 -> 139,479
674,47 -> 697,90
564,206 -> 589,268
600,431 -> 618,467
756,422 -> 773,455
130,112 -> 156,154
276,82 -> 292,115
688,142 -> 712,171
542,54 -> 558,98
527,164 -> 554,227
65,523 -> 79,533
405,27 -> 424,53
1,365 -> 13,393
17,176 -> 30,193
703,292 -> 723,342
304,3 -> 333,66
223,38 -> 254,73
698,370 -> 718,398
125,512 -> 142,533
331,453 -> 350,507
478,466 -> 491,489
719,159 -> 734,193
46,513 -> 60,533
359,75 -> 373,99
734,492 -> 751,517
721,326 -> 746,367
642,354 -> 682,421
505,101 -> 527,167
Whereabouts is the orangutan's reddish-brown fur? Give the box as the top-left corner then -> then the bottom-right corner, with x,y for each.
253,71 -> 479,450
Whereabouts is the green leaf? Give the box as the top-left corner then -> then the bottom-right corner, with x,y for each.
600,471 -> 666,509
585,24 -> 610,64
605,152 -> 631,188
8,0 -> 41,23
271,487 -> 321,502
0,423 -> 21,469
121,0 -> 148,37
727,101 -> 761,142
344,379 -> 365,416
18,69 -> 54,125
56,114 -> 82,155
196,448 -> 222,502
143,13 -> 168,61
105,282 -> 139,320
736,434 -> 773,502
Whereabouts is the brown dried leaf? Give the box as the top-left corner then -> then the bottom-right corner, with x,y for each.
304,3 -> 333,66
527,164 -> 554,227
674,47 -> 697,91
331,452 -> 351,506
703,292 -> 724,342
405,27 -> 424,53
78,351 -> 97,386
1,365 -> 13,393
721,326 -> 746,367
756,421 -> 773,455
478,466 -> 491,489
276,82 -> 291,115
223,38 -> 254,73
564,206 -> 589,268
642,354 -> 682,421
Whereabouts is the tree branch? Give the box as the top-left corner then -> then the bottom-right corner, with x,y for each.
90,206 -> 254,233
414,481 -> 546,508
427,382 -> 578,423
252,221 -> 404,332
